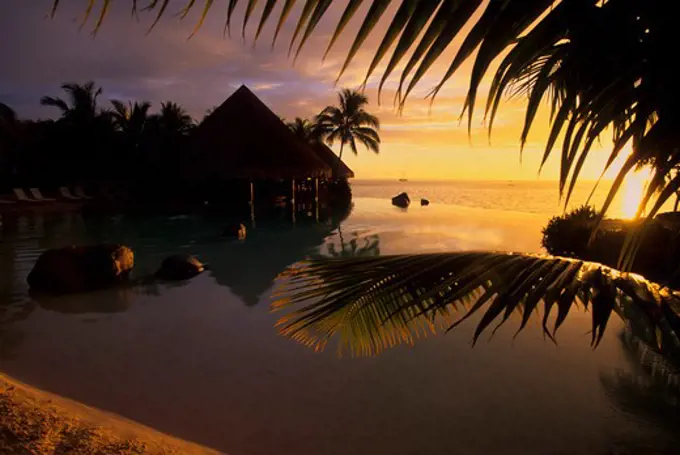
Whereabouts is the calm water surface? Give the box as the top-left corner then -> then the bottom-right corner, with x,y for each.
0,192 -> 675,454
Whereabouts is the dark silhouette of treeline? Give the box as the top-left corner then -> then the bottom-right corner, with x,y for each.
0,82 -> 195,200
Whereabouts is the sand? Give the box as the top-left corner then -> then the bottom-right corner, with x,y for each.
0,373 -> 221,454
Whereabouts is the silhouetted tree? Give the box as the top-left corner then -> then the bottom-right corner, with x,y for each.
154,101 -> 194,137
110,100 -> 152,151
315,89 -> 380,177
286,117 -> 319,143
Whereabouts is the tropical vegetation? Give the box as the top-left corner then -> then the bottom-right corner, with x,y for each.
286,89 -> 380,177
542,206 -> 680,286
0,81 -> 195,192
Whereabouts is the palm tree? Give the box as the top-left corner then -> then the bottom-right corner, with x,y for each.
287,117 -> 319,143
315,89 -> 380,177
110,100 -> 152,150
40,82 -> 102,123
155,101 -> 194,136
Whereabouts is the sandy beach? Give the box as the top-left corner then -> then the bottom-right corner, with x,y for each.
0,373 -> 219,454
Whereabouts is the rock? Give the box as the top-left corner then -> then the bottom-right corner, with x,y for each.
222,223 -> 247,239
421,198 -> 430,206
391,192 -> 410,208
156,255 -> 205,281
27,244 -> 134,294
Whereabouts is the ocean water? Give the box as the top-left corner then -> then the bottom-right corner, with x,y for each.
0,185 -> 676,454
352,179 -> 648,218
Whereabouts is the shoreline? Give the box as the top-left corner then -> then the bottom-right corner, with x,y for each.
0,372 -> 220,454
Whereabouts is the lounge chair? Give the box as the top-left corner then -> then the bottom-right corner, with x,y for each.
0,198 -> 16,205
59,186 -> 81,200
29,188 -> 56,202
13,188 -> 39,202
74,186 -> 93,199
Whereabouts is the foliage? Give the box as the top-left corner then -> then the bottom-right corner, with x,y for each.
286,117 -> 319,143
542,205 -> 599,257
543,205 -> 680,286
272,252 -> 680,357
315,89 -> 380,177
600,302 -> 680,448
0,82 -> 195,190
51,0 -> 680,270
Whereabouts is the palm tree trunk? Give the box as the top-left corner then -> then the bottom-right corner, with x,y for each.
335,142 -> 344,181
675,192 -> 679,212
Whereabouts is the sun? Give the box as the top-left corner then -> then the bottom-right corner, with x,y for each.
620,166 -> 651,219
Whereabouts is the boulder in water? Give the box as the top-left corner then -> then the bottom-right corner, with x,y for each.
421,198 -> 430,206
156,255 -> 206,281
27,244 -> 134,294
222,223 -> 247,239
392,192 -> 410,208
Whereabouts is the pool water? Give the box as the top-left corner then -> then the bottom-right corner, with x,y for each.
0,198 -> 675,454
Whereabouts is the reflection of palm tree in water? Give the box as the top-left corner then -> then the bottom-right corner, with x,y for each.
324,227 -> 380,259
599,304 -> 680,453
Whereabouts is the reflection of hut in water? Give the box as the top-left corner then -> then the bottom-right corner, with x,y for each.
189,85 -> 349,211
202,204 -> 356,306
206,223 -> 336,306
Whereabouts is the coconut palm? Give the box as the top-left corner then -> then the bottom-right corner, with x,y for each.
40,81 -> 102,123
315,89 -> 380,177
110,100 -> 152,150
286,117 -> 319,143
155,101 -> 194,136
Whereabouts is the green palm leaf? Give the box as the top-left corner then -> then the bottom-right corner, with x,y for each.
334,0 -> 391,84
323,0 -> 364,60
271,0 -> 297,47
272,253 -> 680,357
254,0 -> 277,43
294,0 -> 333,61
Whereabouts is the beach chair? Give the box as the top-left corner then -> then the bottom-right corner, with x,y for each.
29,188 -> 57,202
0,198 -> 16,205
13,188 -> 39,202
59,186 -> 81,200
74,186 -> 93,199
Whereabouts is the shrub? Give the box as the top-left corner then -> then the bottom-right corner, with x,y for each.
542,205 -> 599,257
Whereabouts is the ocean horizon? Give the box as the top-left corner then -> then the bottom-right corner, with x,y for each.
350,178 -> 651,219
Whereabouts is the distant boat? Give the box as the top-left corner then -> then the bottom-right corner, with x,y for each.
398,178 -> 408,182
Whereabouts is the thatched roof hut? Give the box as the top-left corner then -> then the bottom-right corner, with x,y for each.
309,142 -> 355,179
191,85 -> 331,180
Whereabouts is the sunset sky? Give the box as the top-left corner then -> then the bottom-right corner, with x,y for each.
0,1 -> 627,181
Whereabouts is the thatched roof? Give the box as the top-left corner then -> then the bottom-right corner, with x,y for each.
309,142 -> 355,179
191,85 -> 331,179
